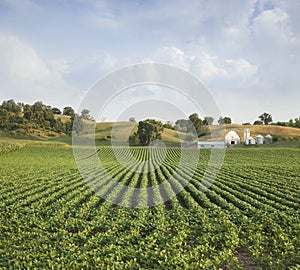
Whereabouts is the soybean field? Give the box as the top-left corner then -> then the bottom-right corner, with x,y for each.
0,141 -> 299,269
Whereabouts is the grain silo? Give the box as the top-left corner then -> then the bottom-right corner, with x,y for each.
265,134 -> 272,144
256,135 -> 264,145
244,128 -> 250,143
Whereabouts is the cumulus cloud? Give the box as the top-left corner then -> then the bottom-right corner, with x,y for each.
151,46 -> 257,83
0,0 -> 299,122
0,36 -> 57,81
0,35 -> 79,108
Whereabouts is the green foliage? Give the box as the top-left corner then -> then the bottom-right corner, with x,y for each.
0,144 -> 299,269
218,116 -> 232,125
130,119 -> 164,146
254,120 -> 263,125
174,119 -> 192,133
174,114 -> 204,137
51,107 -> 62,115
163,121 -> 173,129
189,113 -> 203,134
274,117 -> 300,128
80,109 -> 93,121
203,116 -> 214,126
0,100 -> 94,137
63,106 -> 75,117
259,112 -> 273,125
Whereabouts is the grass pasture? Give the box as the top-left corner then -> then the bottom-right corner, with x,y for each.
0,142 -> 299,269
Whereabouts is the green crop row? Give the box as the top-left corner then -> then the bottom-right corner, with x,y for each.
0,145 -> 299,269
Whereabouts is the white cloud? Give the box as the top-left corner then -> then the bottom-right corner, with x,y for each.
224,58 -> 258,80
1,1 -> 299,122
0,35 -> 79,108
0,36 -> 56,81
190,54 -> 226,78
151,46 -> 257,82
252,8 -> 292,41
49,59 -> 72,75
89,13 -> 120,29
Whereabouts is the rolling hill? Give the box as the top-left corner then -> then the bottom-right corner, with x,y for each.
92,122 -> 300,147
1,121 -> 300,147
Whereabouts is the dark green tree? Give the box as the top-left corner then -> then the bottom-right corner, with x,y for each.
0,108 -> 9,129
203,116 -> 214,126
23,104 -> 32,120
128,133 -> 139,145
174,119 -> 190,133
52,107 -> 62,114
253,120 -> 263,125
136,119 -> 164,146
1,99 -> 22,116
188,113 -> 203,134
163,121 -> 173,130
259,112 -> 273,125
63,106 -> 75,117
81,109 -> 93,120
218,116 -> 232,125
294,117 -> 300,128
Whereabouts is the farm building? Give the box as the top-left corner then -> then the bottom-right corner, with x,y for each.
265,134 -> 272,144
256,135 -> 264,145
245,136 -> 256,145
244,128 -> 250,143
198,141 -> 225,148
225,130 -> 240,145
244,129 -> 273,145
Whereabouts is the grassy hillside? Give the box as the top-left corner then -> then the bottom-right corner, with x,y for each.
94,122 -> 182,145
0,128 -> 61,141
54,114 -> 71,123
1,122 -> 300,147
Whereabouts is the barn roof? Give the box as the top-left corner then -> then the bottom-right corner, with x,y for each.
225,130 -> 240,141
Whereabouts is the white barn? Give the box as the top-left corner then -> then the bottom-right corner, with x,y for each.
225,130 -> 240,145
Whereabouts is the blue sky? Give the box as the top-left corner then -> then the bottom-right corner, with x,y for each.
0,0 -> 299,123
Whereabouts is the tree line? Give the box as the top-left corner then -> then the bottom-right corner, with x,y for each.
0,99 -> 93,136
1,99 -> 299,142
242,112 -> 300,128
